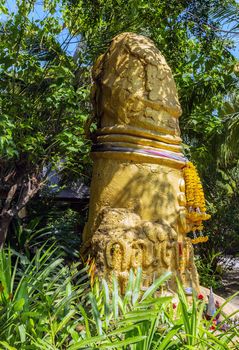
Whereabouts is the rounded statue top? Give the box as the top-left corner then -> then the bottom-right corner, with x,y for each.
92,32 -> 182,139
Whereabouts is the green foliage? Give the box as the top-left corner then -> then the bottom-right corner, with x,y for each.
178,2 -> 239,262
65,270 -> 239,349
10,207 -> 83,259
0,0 -> 91,244
0,253 -> 238,349
196,162 -> 239,260
0,0 -> 90,168
0,244 -> 89,349
195,251 -> 223,289
64,0 -> 237,125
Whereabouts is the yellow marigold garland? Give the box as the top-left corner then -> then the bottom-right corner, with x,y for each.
183,161 -> 210,244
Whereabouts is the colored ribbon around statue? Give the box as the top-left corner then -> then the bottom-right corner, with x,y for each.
92,144 -> 188,164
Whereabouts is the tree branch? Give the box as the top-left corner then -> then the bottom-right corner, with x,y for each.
2,184 -> 18,212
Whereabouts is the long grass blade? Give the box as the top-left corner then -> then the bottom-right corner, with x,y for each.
102,279 -> 110,328
112,274 -> 119,319
141,272 -> 172,301
89,292 -> 102,335
132,267 -> 142,305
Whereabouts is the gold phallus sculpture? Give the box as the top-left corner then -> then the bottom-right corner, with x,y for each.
82,32 -> 210,293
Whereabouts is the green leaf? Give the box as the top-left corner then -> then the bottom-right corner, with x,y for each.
98,335 -> 146,348
154,326 -> 181,350
13,298 -> 25,312
18,324 -> 26,343
141,272 -> 172,301
0,342 -> 17,350
112,274 -> 119,319
89,292 -> 102,335
102,279 -> 110,328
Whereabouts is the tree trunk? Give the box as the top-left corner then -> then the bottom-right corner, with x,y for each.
0,212 -> 13,248
0,176 -> 42,248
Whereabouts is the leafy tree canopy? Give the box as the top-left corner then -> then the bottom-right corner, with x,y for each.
0,0 -> 91,245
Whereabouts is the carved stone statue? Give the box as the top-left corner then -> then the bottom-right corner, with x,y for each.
82,32 -> 200,292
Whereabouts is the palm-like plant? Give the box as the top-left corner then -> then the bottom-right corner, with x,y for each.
10,208 -> 83,260
69,270 -> 177,350
1,251 -> 238,349
70,270 -> 239,350
0,244 -> 89,349
216,95 -> 239,165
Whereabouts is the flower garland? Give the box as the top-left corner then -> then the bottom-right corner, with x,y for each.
183,161 -> 211,244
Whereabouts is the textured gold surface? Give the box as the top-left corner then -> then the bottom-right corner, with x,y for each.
97,134 -> 182,152
98,126 -> 182,144
83,32 -> 200,292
